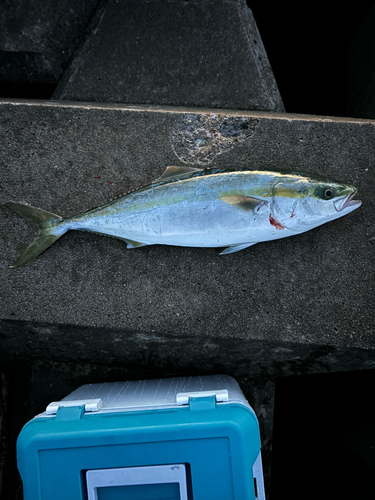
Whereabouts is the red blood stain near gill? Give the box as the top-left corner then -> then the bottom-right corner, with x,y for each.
269,214 -> 284,230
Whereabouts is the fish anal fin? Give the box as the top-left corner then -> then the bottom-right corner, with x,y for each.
154,166 -> 203,183
123,238 -> 148,249
88,231 -> 148,249
219,242 -> 257,255
220,196 -> 267,215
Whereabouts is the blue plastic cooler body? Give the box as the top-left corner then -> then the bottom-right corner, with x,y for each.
17,375 -> 264,500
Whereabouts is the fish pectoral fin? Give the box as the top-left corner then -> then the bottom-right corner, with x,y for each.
219,242 -> 257,255
220,195 -> 267,214
154,166 -> 203,182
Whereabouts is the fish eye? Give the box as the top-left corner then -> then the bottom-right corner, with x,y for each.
324,188 -> 334,199
316,186 -> 335,199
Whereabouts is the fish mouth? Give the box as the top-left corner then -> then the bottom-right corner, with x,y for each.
334,191 -> 362,212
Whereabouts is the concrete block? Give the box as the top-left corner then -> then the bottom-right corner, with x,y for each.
0,0 -> 101,84
53,0 -> 284,111
0,99 -> 374,353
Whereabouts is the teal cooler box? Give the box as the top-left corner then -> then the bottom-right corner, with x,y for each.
17,375 -> 265,500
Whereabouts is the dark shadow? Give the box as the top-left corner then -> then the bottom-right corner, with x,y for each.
271,369 -> 375,499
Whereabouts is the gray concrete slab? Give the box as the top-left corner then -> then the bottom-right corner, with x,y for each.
0,99 -> 374,352
53,0 -> 284,112
0,0 -> 100,84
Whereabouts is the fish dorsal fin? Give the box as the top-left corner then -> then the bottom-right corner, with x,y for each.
220,195 -> 267,214
154,166 -> 203,183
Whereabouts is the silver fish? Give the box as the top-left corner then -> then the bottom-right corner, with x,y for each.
5,166 -> 361,267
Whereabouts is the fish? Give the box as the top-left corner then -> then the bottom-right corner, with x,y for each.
5,166 -> 361,267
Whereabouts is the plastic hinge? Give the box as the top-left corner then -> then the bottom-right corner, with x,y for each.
45,398 -> 103,415
55,406 -> 85,421
176,389 -> 229,406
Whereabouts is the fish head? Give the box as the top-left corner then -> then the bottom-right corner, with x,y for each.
271,173 -> 362,231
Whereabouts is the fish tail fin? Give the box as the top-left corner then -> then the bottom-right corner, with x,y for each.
5,202 -> 67,268
9,234 -> 61,268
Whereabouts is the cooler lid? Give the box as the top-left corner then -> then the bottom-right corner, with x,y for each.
39,375 -> 254,417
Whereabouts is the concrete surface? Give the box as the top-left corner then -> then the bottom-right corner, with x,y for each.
0,99 -> 374,351
0,0 -> 100,84
53,0 -> 284,111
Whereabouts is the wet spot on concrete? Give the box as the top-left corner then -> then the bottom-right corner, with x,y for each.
171,113 -> 259,164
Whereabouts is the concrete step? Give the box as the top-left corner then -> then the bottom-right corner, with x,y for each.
53,0 -> 284,111
0,0 -> 101,85
0,99 -> 373,352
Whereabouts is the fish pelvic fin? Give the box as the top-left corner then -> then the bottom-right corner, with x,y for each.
5,202 -> 66,268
